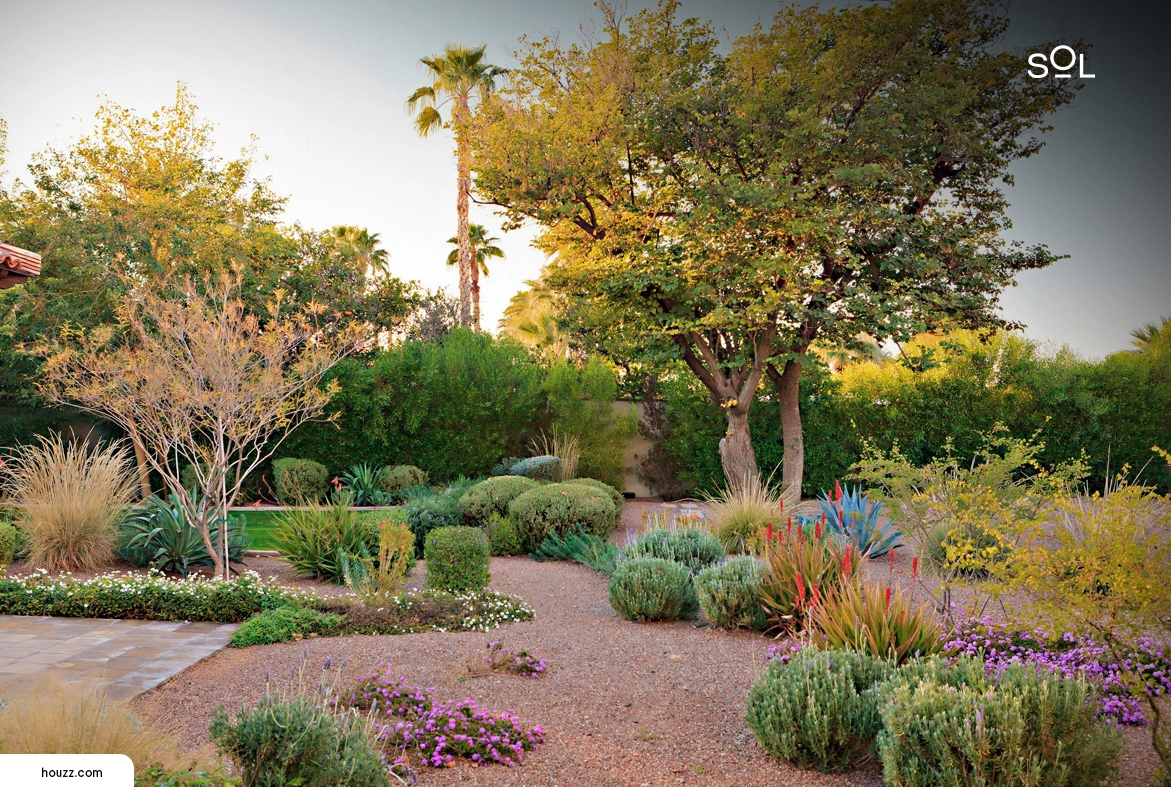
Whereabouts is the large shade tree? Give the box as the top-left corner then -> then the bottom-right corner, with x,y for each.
474,0 -> 1081,494
409,44 -> 505,331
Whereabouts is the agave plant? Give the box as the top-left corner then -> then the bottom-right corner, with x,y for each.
818,482 -> 902,558
121,492 -> 246,576
338,464 -> 390,506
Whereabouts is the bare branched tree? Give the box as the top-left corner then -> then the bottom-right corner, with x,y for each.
39,269 -> 361,579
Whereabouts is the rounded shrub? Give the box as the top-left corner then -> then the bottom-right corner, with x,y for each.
484,513 -> 524,557
272,458 -> 330,504
694,556 -> 768,630
608,556 -> 697,622
377,464 -> 430,501
563,477 -> 624,512
878,663 -> 1121,787
424,526 -> 490,593
405,492 -> 463,557
460,476 -> 541,528
229,606 -> 340,648
508,483 -> 619,551
623,527 -> 725,575
745,647 -> 895,772
0,522 -> 19,573
508,455 -> 562,482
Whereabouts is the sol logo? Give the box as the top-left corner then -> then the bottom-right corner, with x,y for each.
1028,45 -> 1095,79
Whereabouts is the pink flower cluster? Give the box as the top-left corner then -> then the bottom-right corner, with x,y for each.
352,664 -> 544,769
942,617 -> 1171,725
485,641 -> 547,677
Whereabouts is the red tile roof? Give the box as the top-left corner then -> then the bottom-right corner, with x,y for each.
0,242 -> 41,289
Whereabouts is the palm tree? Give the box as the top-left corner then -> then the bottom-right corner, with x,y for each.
500,277 -> 570,358
446,224 -> 504,326
1131,316 -> 1171,352
408,44 -> 505,331
328,226 -> 389,268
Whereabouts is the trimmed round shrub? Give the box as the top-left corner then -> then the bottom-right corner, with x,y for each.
490,456 -> 523,477
485,513 -> 524,557
508,483 -> 619,551
461,476 -> 540,528
608,557 -> 697,622
272,458 -> 330,504
0,522 -> 19,573
405,492 -> 463,557
745,647 -> 896,772
563,477 -> 623,512
623,527 -> 725,575
878,663 -> 1121,787
508,455 -> 562,482
695,556 -> 768,630
424,526 -> 490,592
377,464 -> 430,500
229,606 -> 341,647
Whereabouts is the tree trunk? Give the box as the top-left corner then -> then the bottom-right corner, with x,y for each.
719,407 -> 759,491
470,258 -> 481,331
130,435 -> 152,500
768,359 -> 804,504
454,98 -> 473,329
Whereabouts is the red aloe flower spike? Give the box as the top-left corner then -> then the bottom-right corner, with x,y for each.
797,523 -> 804,546
912,556 -> 920,580
766,521 -> 774,543
795,573 -> 806,607
787,516 -> 793,537
815,519 -> 823,540
884,586 -> 892,609
889,549 -> 896,570
811,583 -> 820,608
843,545 -> 852,580
834,479 -> 843,502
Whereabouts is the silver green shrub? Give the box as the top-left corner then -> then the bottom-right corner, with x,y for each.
623,527 -> 724,575
608,556 -> 697,622
694,556 -> 768,630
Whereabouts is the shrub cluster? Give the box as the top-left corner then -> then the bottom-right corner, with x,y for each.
405,491 -> 463,556
272,458 -> 330,504
228,605 -> 341,647
424,526 -> 490,593
694,556 -> 768,631
608,557 -> 697,622
376,464 -> 429,500
484,513 -> 524,557
746,648 -> 1122,783
508,483 -> 618,551
461,476 -> 540,528
562,477 -> 624,511
0,569 -> 311,622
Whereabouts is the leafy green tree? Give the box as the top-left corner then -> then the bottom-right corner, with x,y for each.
474,0 -> 1080,494
408,45 -> 505,331
446,223 -> 504,326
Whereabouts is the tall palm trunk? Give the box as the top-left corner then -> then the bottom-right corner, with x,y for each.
470,257 -> 481,331
454,97 -> 473,329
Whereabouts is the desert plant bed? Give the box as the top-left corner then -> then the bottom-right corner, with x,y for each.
128,555 -> 1165,787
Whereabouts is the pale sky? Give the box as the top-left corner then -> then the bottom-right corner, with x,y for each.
1,0 -> 1167,358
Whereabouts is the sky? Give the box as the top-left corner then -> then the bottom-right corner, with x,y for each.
1,0 -> 1167,359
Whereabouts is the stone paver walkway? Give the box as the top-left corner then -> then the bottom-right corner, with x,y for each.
0,615 -> 237,701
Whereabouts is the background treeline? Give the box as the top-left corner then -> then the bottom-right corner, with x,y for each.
650,331 -> 1171,497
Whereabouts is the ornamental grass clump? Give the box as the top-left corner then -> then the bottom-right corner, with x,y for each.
608,556 -> 697,622
623,526 -> 725,575
694,556 -> 769,631
877,663 -> 1122,787
704,474 -> 784,553
424,526 -> 490,593
271,499 -> 379,583
0,435 -> 136,573
810,578 -> 941,665
745,648 -> 896,772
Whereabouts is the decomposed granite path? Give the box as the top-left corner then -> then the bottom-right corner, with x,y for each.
0,615 -> 237,701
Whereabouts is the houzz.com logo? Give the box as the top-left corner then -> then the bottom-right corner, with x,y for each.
1028,46 -> 1095,79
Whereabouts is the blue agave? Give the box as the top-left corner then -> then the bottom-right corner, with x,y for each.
817,483 -> 902,558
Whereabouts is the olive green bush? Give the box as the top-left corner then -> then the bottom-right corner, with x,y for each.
424,526 -> 490,593
461,476 -> 540,528
694,556 -> 768,630
745,648 -> 896,772
878,663 -> 1121,787
376,464 -> 429,501
608,557 -> 697,622
563,477 -> 624,511
484,513 -> 524,556
622,527 -> 724,575
509,483 -> 618,551
210,695 -> 387,787
0,522 -> 18,573
272,458 -> 330,504
228,606 -> 341,648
